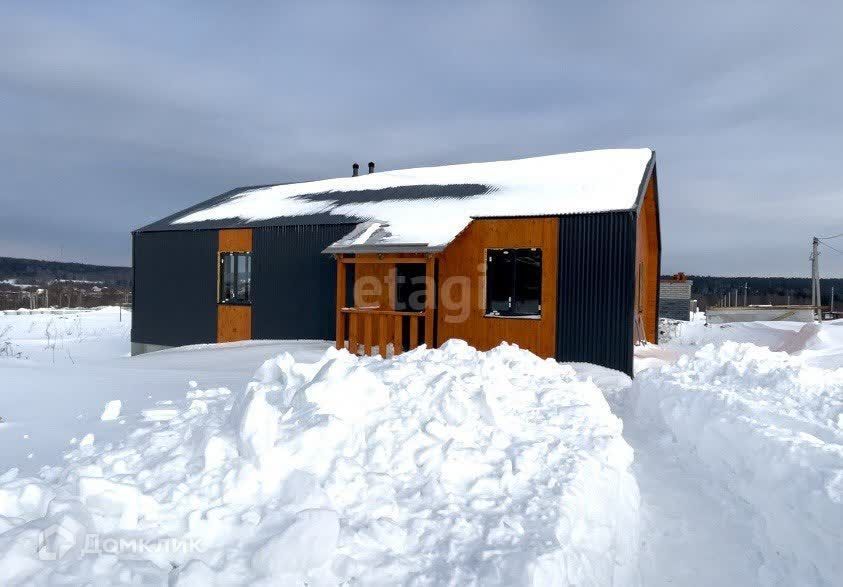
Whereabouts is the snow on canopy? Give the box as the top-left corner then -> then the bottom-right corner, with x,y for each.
167,148 -> 653,252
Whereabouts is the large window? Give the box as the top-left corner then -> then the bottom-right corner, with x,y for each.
486,248 -> 542,317
219,252 -> 251,304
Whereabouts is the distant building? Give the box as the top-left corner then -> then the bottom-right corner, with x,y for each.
659,273 -> 692,321
706,306 -> 814,324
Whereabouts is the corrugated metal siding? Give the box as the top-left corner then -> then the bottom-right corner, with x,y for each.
252,224 -> 354,340
555,212 -> 636,375
131,230 -> 218,346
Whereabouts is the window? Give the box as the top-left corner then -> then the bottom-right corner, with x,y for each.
219,252 -> 251,304
486,248 -> 541,317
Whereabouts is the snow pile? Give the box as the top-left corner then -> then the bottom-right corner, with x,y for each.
99,400 -> 121,422
632,340 -> 843,585
660,317 -> 804,349
773,319 -> 843,357
168,148 -> 652,251
0,341 -> 640,585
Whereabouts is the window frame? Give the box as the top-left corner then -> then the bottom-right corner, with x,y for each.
218,251 -> 252,306
484,247 -> 542,319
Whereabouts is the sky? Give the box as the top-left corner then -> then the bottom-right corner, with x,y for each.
1,1 -> 842,276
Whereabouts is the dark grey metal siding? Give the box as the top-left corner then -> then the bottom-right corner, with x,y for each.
252,224 -> 354,340
131,230 -> 218,346
555,212 -> 636,376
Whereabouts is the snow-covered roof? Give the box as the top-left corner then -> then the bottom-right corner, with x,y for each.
137,148 -> 654,252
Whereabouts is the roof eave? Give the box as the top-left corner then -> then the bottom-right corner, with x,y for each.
631,149 -> 657,212
321,243 -> 445,255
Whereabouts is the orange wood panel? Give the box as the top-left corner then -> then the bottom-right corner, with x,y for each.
353,256 -> 393,308
635,177 -> 660,342
409,315 -> 419,350
348,313 -> 358,355
354,256 -> 393,344
436,217 -> 558,358
335,260 -> 346,349
217,304 -> 251,343
216,228 -> 253,343
350,253 -> 426,345
219,228 -> 252,252
363,314 -> 373,355
424,257 -> 435,347
378,314 -> 388,357
393,315 -> 403,355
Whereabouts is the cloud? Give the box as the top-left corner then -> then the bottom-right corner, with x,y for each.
0,1 -> 841,276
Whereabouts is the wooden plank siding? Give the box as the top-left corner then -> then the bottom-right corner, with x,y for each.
217,228 -> 253,343
218,228 -> 252,253
338,219 -> 559,358
217,304 -> 252,342
635,178 -> 660,342
436,217 -> 559,358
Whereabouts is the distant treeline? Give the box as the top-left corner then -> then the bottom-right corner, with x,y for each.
669,275 -> 843,309
0,256 -> 131,287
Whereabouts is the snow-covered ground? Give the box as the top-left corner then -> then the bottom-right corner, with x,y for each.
0,308 -> 840,585
0,308 -> 638,584
624,315 -> 842,585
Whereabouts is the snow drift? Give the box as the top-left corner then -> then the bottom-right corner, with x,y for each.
632,339 -> 843,586
0,341 -> 640,585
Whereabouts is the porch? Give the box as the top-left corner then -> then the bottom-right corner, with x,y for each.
334,254 -> 436,357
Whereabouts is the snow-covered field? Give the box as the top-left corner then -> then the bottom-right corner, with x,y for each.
0,307 -> 840,585
0,307 -> 328,477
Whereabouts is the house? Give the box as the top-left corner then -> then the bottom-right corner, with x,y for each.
132,148 -> 660,375
659,273 -> 693,321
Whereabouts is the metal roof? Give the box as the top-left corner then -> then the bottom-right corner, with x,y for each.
134,149 -> 656,252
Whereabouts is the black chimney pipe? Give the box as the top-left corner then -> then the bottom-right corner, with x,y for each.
352,163 -> 359,177
368,161 -> 375,174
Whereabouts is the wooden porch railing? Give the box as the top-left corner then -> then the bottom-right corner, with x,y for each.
337,307 -> 427,357
334,253 -> 436,358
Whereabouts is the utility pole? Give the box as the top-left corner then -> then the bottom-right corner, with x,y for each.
811,237 -> 822,322
832,286 -> 835,314
743,283 -> 748,306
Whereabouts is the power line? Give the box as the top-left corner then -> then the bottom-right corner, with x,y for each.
818,232 -> 843,240
819,240 -> 843,255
